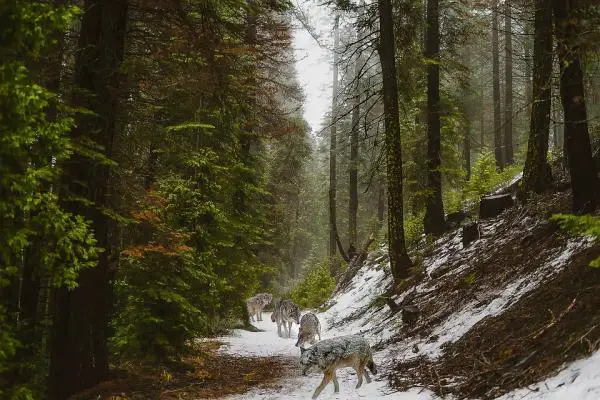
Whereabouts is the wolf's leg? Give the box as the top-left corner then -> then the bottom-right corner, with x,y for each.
332,371 -> 340,393
363,368 -> 372,383
354,365 -> 364,389
312,369 -> 333,399
287,322 -> 292,338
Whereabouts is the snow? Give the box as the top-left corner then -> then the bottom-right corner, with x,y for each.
216,213 -> 596,399
219,259 -> 435,399
497,350 -> 600,400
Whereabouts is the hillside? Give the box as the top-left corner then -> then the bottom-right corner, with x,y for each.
218,189 -> 599,399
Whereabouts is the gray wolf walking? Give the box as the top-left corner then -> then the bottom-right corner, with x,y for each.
279,299 -> 300,338
271,298 -> 284,336
246,292 -> 272,322
299,335 -> 377,399
295,312 -> 321,348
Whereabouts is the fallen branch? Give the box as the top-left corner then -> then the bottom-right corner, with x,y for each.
532,297 -> 577,340
334,233 -> 375,293
160,382 -> 203,398
563,324 -> 599,355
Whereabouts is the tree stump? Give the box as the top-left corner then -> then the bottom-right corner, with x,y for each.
446,210 -> 467,226
462,222 -> 480,247
401,305 -> 420,326
479,194 -> 514,218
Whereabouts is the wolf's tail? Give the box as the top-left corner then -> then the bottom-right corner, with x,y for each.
367,357 -> 377,375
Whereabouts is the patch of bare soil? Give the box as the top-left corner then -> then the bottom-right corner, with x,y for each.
70,341 -> 297,400
389,190 -> 600,399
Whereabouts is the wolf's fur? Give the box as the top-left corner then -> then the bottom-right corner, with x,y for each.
271,298 -> 284,336
295,312 -> 321,348
280,299 -> 300,338
246,292 -> 272,322
299,335 -> 377,399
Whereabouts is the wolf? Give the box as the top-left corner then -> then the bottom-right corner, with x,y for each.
295,312 -> 321,348
246,292 -> 272,322
299,335 -> 377,399
279,299 -> 301,338
271,298 -> 284,336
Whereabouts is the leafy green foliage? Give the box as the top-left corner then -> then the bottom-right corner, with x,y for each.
463,152 -> 521,204
0,2 -> 98,397
289,259 -> 336,309
551,214 -> 600,267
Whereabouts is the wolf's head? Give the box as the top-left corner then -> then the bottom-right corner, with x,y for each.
259,293 -> 273,306
295,328 -> 310,348
299,347 -> 319,375
295,319 -> 317,347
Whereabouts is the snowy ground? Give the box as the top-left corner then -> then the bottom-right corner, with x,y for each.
497,350 -> 600,400
218,257 -> 437,399
216,221 -> 598,399
219,312 -> 435,400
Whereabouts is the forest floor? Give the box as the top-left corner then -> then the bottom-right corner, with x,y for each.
76,185 -> 600,400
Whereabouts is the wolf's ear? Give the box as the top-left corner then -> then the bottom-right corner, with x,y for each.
300,346 -> 307,355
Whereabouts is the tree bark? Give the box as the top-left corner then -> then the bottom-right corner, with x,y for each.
349,26 -> 362,259
329,14 -> 340,269
504,1 -> 514,165
492,3 -> 503,170
552,0 -> 598,213
48,1 -> 128,398
423,0 -> 446,235
377,0 -> 413,283
377,177 -> 385,226
524,22 -> 533,110
521,0 -> 553,194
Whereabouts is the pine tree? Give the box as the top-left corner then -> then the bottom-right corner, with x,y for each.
377,0 -> 413,283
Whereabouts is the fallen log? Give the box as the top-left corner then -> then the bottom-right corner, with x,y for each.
479,194 -> 514,219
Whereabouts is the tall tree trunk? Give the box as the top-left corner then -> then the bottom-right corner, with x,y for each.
522,0 -> 553,195
553,0 -> 598,213
480,84 -> 485,152
329,15 -> 340,270
234,0 -> 258,213
423,0 -> 446,235
16,0 -> 66,384
377,0 -> 413,283
504,1 -> 514,165
464,121 -> 472,180
348,28 -> 362,259
492,3 -> 503,170
377,177 -> 385,226
48,1 -> 128,398
524,22 -> 533,109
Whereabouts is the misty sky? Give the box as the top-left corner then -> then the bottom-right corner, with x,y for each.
292,1 -> 333,135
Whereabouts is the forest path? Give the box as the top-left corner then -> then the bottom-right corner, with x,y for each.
217,312 -> 433,400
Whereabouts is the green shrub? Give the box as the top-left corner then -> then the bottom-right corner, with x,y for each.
465,152 -> 521,201
289,259 -> 336,309
551,214 -> 600,267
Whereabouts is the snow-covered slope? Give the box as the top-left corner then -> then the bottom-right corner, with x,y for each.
219,252 -> 436,399
219,205 -> 598,399
497,349 -> 600,400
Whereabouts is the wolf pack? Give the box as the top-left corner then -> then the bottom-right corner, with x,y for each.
246,293 -> 377,399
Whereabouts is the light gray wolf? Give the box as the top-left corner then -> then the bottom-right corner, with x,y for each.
280,299 -> 300,338
295,312 -> 321,348
299,335 -> 377,399
246,292 -> 272,322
